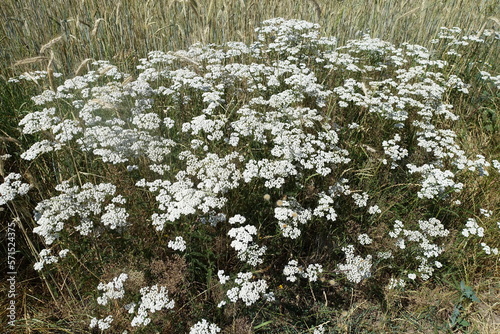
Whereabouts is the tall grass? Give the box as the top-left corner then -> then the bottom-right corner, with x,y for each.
0,1 -> 499,333
1,0 -> 498,75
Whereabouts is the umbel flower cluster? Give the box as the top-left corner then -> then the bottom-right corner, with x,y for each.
4,18 -> 499,332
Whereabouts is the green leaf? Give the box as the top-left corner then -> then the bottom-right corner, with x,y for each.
459,319 -> 470,327
460,281 -> 480,302
449,305 -> 461,326
254,320 -> 273,330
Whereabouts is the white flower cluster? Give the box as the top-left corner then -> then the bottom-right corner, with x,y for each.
21,139 -> 62,161
101,203 -> 129,230
368,205 -> 381,215
480,208 -> 493,218
313,324 -> 326,334
8,70 -> 62,84
217,270 -> 230,285
255,17 -> 323,49
0,173 -> 31,205
189,319 -> 221,334
480,70 -> 500,90
181,151 -> 243,194
137,176 -> 227,231
480,243 -> 499,256
168,236 -> 187,252
19,107 -> 60,135
227,217 -> 266,266
32,248 -> 68,271
382,133 -> 408,169
434,27 -> 498,60
18,106 -> 75,160
407,164 -> 463,199
128,285 -> 175,327
90,315 -> 114,331
461,218 -> 484,237
313,192 -> 338,222
352,192 -> 369,207
357,233 -> 373,245
386,278 -> 406,290
283,260 -> 323,282
223,272 -> 274,306
274,198 -> 312,239
33,249 -> 59,271
313,178 -> 360,220
337,245 -> 373,283
96,273 -> 128,305
389,218 -> 449,280
462,217 -> 499,256
32,182 -> 123,245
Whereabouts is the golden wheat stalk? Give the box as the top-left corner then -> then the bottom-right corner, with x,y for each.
91,18 -> 105,37
40,35 -> 63,54
47,51 -> 56,91
74,58 -> 94,76
12,56 -> 48,67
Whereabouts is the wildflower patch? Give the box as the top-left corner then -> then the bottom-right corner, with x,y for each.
3,18 -> 499,332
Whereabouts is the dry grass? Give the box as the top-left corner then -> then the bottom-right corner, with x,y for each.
1,0 -> 498,77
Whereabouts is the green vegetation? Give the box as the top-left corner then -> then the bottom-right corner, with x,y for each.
1,1 -> 499,333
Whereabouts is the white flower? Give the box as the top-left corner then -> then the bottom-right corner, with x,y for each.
96,273 -> 128,305
90,315 -> 113,330
223,272 -> 272,306
357,233 -> 373,245
368,205 -> 381,215
228,214 -> 246,225
462,218 -> 484,237
0,173 -> 31,205
283,260 -> 301,282
304,263 -> 323,282
33,182 -> 117,245
132,112 -> 161,130
101,204 -> 129,229
189,319 -> 221,334
382,133 -> 408,168
130,285 -> 175,327
58,249 -> 70,258
407,164 -> 463,199
481,242 -> 499,255
352,192 -> 369,207
227,224 -> 266,266
479,208 -> 493,218
21,139 -> 62,160
313,324 -> 325,334
337,245 -> 372,283
33,249 -> 59,271
348,122 -> 359,129
217,270 -> 230,285
168,236 -> 187,252
18,107 -> 59,134
228,225 -> 257,251
387,278 -> 406,289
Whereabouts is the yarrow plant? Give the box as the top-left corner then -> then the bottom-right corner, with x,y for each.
5,17 -> 499,332
189,319 -> 221,334
0,173 -> 31,205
